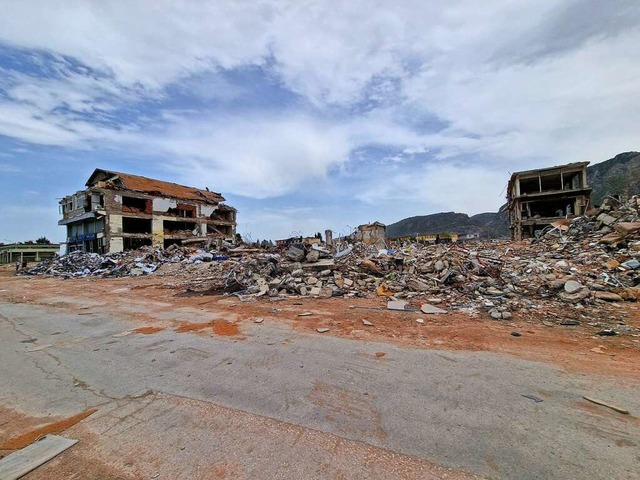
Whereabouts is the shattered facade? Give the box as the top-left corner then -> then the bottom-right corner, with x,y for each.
508,162 -> 591,240
354,222 -> 386,246
59,169 -> 237,254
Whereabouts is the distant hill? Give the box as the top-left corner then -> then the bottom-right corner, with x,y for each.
587,151 -> 640,205
386,210 -> 509,239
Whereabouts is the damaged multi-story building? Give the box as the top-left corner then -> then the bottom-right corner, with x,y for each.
59,169 -> 237,253
507,162 -> 591,240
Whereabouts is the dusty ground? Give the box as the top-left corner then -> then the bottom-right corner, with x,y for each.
2,266 -> 639,380
1,266 -> 639,479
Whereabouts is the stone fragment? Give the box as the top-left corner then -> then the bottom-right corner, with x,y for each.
420,304 -> 447,314
613,222 -> 640,235
319,287 -> 333,299
362,319 -> 374,326
407,279 -> 430,291
316,328 -> 330,333
594,291 -> 623,301
306,276 -> 318,285
564,280 -> 583,294
305,250 -> 320,263
387,300 -> 408,311
605,259 -> 620,269
597,213 -> 616,226
286,246 -> 305,262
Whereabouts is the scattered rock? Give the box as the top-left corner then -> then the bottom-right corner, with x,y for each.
564,280 -> 583,294
316,328 -> 330,333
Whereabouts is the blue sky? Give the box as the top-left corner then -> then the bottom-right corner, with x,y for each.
1,1 -> 639,243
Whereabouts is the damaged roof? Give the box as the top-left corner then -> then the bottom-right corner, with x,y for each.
86,169 -> 225,203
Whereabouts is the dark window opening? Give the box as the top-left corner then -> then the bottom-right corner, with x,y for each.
210,209 -> 234,222
523,199 -> 575,219
122,196 -> 152,214
519,177 -> 540,195
123,237 -> 152,250
164,220 -> 196,234
122,217 -> 152,234
164,239 -> 182,249
540,173 -> 562,192
563,172 -> 582,190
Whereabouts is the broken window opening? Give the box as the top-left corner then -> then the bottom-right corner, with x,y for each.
563,172 -> 583,190
519,177 -> 540,195
123,237 -> 152,250
164,239 -> 182,249
167,203 -> 196,218
540,173 -> 562,192
163,220 -> 197,235
122,196 -> 152,214
122,217 -> 152,234
522,198 -> 576,219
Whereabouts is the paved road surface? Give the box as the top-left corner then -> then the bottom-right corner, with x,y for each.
1,302 -> 638,479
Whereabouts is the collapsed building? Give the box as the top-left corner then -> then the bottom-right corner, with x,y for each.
507,162 -> 591,240
59,169 -> 237,254
354,222 -> 386,246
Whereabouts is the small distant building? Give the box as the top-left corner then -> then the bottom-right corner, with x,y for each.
507,162 -> 591,240
354,222 -> 386,245
0,243 -> 60,265
391,233 -> 459,244
59,169 -> 237,254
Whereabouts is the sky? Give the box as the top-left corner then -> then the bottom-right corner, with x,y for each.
1,1 -> 639,244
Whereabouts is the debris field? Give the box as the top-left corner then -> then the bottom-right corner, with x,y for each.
21,196 -> 640,338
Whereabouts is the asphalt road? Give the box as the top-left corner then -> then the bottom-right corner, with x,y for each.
1,302 -> 639,479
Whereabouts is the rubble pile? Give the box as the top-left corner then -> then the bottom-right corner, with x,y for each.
20,245 -> 223,278
20,196 -> 639,329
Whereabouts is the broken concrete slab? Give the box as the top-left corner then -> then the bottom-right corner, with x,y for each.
420,304 -> 447,314
0,435 -> 78,480
387,300 -> 408,311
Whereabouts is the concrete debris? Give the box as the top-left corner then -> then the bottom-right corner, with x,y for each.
420,304 -> 447,314
387,300 -> 408,311
362,319 -> 374,326
18,195 -> 640,337
316,328 -> 330,333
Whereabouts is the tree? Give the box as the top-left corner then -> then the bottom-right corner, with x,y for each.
35,236 -> 52,244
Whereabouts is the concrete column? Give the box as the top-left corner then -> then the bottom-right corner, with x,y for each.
325,229 -> 333,249
152,218 -> 164,247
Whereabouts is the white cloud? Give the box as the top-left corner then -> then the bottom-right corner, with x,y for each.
0,0 -> 638,207
152,114 -> 353,198
355,162 -> 506,215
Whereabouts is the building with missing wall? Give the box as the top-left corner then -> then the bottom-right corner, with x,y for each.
507,162 -> 591,240
59,169 -> 237,253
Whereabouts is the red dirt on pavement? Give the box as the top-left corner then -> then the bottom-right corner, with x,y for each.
133,326 -> 164,334
0,408 -> 98,450
1,273 -> 639,380
175,321 -> 240,336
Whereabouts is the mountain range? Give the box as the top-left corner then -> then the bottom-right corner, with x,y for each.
385,151 -> 640,239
